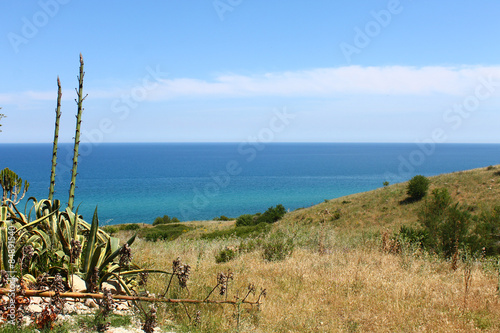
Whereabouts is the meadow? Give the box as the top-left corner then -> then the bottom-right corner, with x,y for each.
107,164 -> 500,332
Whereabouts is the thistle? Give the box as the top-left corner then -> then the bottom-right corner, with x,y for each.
173,257 -> 191,289
48,77 -> 62,201
68,54 -> 87,211
119,243 -> 132,267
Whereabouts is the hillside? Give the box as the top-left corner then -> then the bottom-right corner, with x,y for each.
114,165 -> 500,332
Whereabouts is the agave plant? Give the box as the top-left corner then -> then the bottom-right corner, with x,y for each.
1,197 -> 165,294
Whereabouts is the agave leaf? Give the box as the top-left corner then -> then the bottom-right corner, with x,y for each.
1,207 -> 7,221
56,216 -> 71,255
98,234 -> 136,273
82,207 -> 99,275
1,228 -> 9,271
31,229 -> 51,249
72,204 -> 81,240
105,236 -> 120,256
88,245 -> 105,276
22,274 -> 36,284
14,210 -> 57,233
109,272 -> 143,313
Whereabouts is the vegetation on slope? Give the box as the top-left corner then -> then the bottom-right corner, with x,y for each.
107,165 -> 500,332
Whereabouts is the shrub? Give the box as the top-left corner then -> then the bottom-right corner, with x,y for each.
141,224 -> 192,242
101,226 -> 118,234
122,223 -> 140,231
407,175 -> 430,201
153,215 -> 171,226
383,181 -> 390,187
256,204 -> 287,224
475,206 -> 500,256
262,234 -> 294,262
215,247 -> 238,263
152,215 -> 180,225
213,215 -> 232,221
235,214 -> 254,227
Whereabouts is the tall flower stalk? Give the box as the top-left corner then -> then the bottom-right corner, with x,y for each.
49,77 -> 62,201
68,54 -> 87,211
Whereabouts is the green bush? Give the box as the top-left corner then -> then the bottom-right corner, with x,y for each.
153,215 -> 180,225
256,204 -> 287,224
215,247 -> 238,263
409,188 -> 482,258
262,235 -> 294,262
141,224 -> 192,242
153,215 -> 171,226
235,205 -> 287,227
213,215 -> 232,221
475,206 -> 500,256
121,223 -> 140,231
235,214 -> 255,227
407,175 -> 430,201
101,226 -> 118,234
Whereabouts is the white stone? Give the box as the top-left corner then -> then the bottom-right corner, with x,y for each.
28,303 -> 43,313
84,299 -> 98,308
30,296 -> 42,304
69,274 -> 87,292
102,280 -> 123,295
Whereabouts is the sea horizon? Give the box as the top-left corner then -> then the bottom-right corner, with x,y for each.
1,142 -> 499,225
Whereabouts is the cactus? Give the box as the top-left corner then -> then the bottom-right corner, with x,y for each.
49,77 -> 62,201
0,167 -> 29,206
68,54 -> 87,211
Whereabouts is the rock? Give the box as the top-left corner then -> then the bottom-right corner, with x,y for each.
28,303 -> 43,313
84,299 -> 98,308
63,303 -> 77,314
30,296 -> 42,304
69,274 -> 87,292
115,301 -> 129,311
102,280 -> 123,295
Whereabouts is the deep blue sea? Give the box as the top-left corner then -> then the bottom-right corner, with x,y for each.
1,143 -> 499,225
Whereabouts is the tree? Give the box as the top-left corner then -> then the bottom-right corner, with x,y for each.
407,175 -> 430,201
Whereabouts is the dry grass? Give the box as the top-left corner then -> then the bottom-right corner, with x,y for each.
117,165 -> 500,332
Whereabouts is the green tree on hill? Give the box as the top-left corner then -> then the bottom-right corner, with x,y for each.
407,175 -> 430,201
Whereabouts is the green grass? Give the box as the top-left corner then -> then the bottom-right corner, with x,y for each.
200,222 -> 272,240
138,223 -> 194,241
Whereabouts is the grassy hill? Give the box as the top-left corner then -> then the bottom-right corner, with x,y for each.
116,165 -> 500,332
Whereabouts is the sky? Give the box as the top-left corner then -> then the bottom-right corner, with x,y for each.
1,0 -> 500,143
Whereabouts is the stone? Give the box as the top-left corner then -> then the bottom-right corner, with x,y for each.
102,280 -> 123,295
84,299 -> 98,308
115,301 -> 129,311
30,296 -> 42,304
69,274 -> 87,292
28,303 -> 43,313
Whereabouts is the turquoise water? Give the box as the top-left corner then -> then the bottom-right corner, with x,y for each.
1,143 -> 499,225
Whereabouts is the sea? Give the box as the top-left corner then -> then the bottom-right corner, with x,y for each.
1,143 -> 499,226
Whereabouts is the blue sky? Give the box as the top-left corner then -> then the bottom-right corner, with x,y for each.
1,0 -> 500,143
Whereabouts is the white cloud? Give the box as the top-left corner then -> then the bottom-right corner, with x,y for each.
147,65 -> 500,100
3,65 -> 500,105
